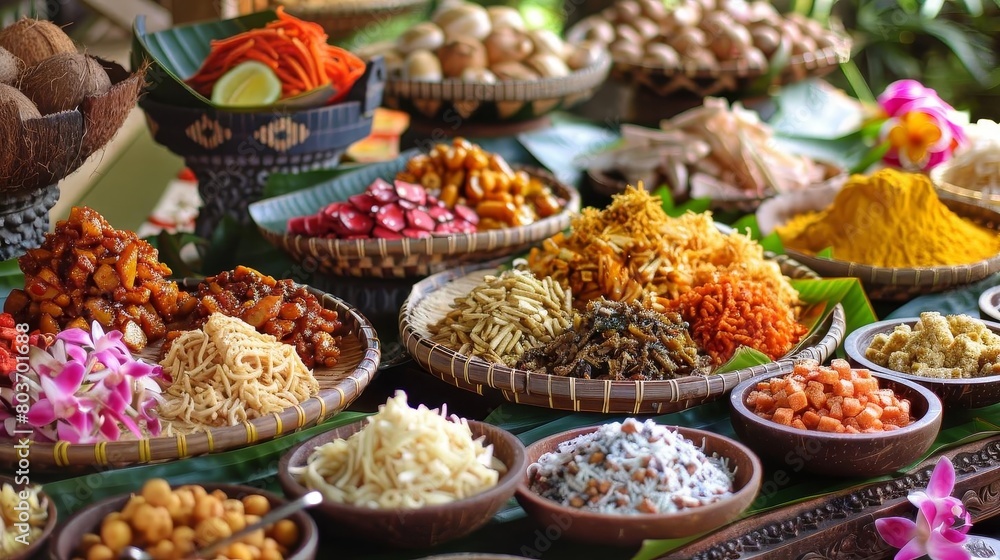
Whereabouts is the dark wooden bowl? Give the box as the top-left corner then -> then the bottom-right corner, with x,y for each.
278,419 -> 526,548
979,285 -> 1000,323
730,368 -> 943,477
844,317 -> 1000,410
1,475 -> 57,560
49,483 -> 318,560
513,425 -> 762,547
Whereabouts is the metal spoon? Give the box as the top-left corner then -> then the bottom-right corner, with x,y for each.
119,490 -> 323,560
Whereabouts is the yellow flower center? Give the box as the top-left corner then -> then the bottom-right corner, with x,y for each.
888,111 -> 943,165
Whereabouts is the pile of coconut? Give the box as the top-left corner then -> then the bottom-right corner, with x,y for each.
0,18 -> 146,190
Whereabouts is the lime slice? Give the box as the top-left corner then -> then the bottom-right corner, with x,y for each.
211,61 -> 282,107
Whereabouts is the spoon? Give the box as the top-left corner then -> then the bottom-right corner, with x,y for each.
119,490 -> 323,560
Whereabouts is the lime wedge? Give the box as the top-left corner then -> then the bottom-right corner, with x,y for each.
211,61 -> 282,107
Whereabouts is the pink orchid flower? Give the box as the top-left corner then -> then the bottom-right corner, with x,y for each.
0,321 -> 164,444
876,457 -> 971,560
876,80 -> 967,172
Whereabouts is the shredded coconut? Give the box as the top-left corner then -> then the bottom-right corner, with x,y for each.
527,418 -> 734,514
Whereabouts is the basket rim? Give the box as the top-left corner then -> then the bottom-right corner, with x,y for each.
398,257 -> 847,414
252,164 -> 581,260
0,284 -> 380,472
275,0 -> 429,16
383,54 -> 612,102
612,35 -> 852,80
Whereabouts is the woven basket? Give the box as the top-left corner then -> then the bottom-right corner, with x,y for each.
271,0 -> 429,41
757,187 -> 1000,301
399,258 -> 846,414
383,55 -> 612,123
611,34 -> 851,98
0,285 -> 380,472
249,152 -> 581,278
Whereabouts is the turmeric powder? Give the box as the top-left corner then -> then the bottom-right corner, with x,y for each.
776,169 -> 1000,268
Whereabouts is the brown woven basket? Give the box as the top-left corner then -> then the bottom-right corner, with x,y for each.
0,286 -> 380,472
611,33 -> 851,98
383,55 -> 612,123
399,258 -> 846,414
758,187 -> 1000,301
249,153 -> 581,278
271,0 -> 429,41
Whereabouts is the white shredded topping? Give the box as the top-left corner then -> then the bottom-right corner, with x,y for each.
527,418 -> 734,514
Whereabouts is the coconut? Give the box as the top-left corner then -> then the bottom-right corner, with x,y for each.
0,18 -> 76,68
0,47 -> 20,85
0,82 -> 40,119
18,52 -> 110,115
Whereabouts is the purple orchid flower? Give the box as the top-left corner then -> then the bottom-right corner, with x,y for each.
876,457 -> 971,560
0,321 -> 164,444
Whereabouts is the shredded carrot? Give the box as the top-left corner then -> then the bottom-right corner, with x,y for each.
186,6 -> 366,103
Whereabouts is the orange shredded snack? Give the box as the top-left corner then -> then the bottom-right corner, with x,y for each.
663,278 -> 807,365
527,186 -> 800,311
746,359 -> 913,433
186,6 -> 366,100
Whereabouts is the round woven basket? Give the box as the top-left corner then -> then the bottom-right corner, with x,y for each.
383,55 -> 612,123
248,152 -> 581,278
272,0 -> 430,41
0,285 -> 380,472
399,258 -> 846,414
611,34 -> 851,98
758,187 -> 1000,301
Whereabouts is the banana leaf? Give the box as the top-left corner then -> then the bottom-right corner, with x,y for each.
43,411 -> 369,518
132,11 -> 335,110
0,258 -> 23,297
791,277 -> 878,339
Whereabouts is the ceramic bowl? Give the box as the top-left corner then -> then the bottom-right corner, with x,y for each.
979,285 -> 1000,323
1,475 -> 57,560
844,317 -> 1000,410
513,425 -> 762,547
49,483 -> 318,560
278,418 -> 526,548
730,367 -> 942,477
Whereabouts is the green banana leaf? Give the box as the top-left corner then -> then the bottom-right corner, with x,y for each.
132,11 -> 335,110
791,277 -> 878,338
43,411 -> 369,518
0,258 -> 23,297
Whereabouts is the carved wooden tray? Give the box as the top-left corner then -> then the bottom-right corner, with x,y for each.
655,435 -> 1000,559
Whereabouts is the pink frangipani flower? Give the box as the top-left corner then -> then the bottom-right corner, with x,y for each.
877,457 -> 971,560
876,80 -> 967,172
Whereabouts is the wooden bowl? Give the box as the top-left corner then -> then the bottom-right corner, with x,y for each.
0,475 -> 57,560
248,151 -> 581,278
278,418 -> 526,548
979,285 -> 1000,323
844,317 -> 1000,410
514,425 -> 762,547
729,368 -> 943,477
49,483 -> 318,560
756,186 -> 1000,301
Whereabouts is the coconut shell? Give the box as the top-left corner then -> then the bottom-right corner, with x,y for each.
0,47 -> 20,85
0,83 -> 39,119
0,18 -> 76,68
19,52 -> 109,115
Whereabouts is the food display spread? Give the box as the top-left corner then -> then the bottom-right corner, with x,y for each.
5,2 -> 1000,558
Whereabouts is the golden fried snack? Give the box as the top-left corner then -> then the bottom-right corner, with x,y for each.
396,137 -> 564,230
179,266 -> 343,368
4,207 -> 196,350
